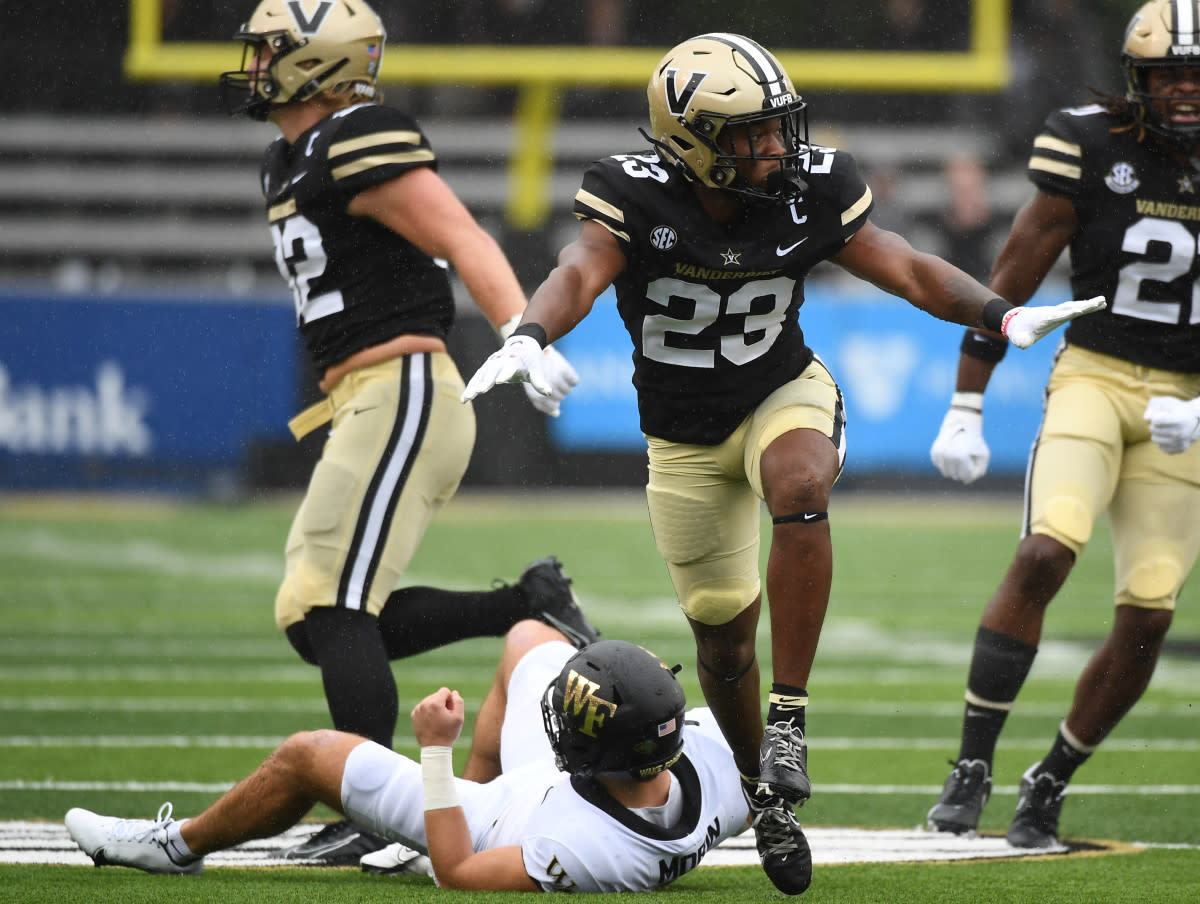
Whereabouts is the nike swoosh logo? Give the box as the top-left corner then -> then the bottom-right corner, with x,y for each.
351,407 -> 377,415
801,512 -> 822,522
776,238 -> 808,256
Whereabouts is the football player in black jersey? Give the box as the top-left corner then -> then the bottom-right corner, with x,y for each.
462,33 -> 1102,895
927,0 -> 1200,849
218,0 -> 593,865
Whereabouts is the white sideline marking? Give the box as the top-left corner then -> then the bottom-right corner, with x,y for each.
4,734 -> 1199,755
5,779 -> 1199,797
0,821 -> 1144,869
4,696 -> 1198,719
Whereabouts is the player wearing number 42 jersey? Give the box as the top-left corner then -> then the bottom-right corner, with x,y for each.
927,0 -> 1200,851
462,32 -> 1103,896
217,0 -> 588,867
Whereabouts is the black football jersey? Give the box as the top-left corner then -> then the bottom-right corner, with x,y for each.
261,103 -> 456,372
1028,105 -> 1200,372
573,148 -> 872,444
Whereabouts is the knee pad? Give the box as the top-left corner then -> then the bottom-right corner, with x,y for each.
681,576 -> 759,625
1036,491 -> 1094,552
1119,539 -> 1183,610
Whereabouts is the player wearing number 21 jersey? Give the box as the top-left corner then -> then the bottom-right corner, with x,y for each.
463,33 -> 1103,895
927,0 -> 1200,852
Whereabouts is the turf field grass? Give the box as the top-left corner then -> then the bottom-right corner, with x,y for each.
1,490 -> 1197,902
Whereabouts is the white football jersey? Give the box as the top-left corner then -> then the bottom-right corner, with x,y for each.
520,709 -> 749,893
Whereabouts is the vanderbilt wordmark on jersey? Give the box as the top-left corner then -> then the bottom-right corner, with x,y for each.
261,102 -> 457,372
573,146 -> 872,445
1029,104 -> 1200,372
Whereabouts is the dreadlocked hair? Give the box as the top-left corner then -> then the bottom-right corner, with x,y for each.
1090,86 -> 1144,141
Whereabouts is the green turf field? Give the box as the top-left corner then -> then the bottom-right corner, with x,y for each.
1,490 -> 1197,902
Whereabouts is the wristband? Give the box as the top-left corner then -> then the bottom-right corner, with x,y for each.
512,323 -> 548,348
960,328 -> 1009,363
420,746 -> 459,811
950,391 -> 984,412
981,298 -> 1013,334
497,314 -> 523,340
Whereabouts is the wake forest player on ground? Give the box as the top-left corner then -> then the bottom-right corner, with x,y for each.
926,0 -> 1200,849
462,33 -> 1104,895
66,621 -> 751,892
218,0 -> 593,866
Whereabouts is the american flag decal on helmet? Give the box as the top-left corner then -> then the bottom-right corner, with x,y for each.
657,718 -> 677,737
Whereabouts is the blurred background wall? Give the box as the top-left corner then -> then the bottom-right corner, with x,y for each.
0,1 -> 1135,497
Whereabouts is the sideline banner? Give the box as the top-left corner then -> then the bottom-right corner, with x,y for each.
0,292 -> 297,492
552,284 -> 1065,474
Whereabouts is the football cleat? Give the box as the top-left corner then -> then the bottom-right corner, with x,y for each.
1007,762 -> 1068,849
274,819 -> 390,865
746,790 -> 812,895
757,721 -> 811,805
360,841 -> 434,877
517,556 -> 601,650
926,758 -> 992,835
65,802 -> 203,875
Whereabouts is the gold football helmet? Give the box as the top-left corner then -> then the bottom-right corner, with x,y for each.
645,33 -> 809,202
1122,0 -> 1200,140
220,0 -> 386,120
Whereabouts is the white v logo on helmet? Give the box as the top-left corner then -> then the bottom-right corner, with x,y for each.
287,0 -> 333,35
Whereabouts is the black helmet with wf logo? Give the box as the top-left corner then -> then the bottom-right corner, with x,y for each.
541,640 -> 686,780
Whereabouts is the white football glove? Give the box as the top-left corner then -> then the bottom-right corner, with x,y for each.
1001,296 -> 1106,349
1144,395 -> 1200,455
930,407 -> 990,484
461,335 -> 579,417
521,344 -> 578,417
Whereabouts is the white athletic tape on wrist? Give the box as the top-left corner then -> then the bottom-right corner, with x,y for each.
950,391 -> 984,412
420,746 -> 459,811
497,314 -> 523,340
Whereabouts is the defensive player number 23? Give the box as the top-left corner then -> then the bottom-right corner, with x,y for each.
642,276 -> 796,368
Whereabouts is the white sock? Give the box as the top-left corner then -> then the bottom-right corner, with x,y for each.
165,819 -> 200,863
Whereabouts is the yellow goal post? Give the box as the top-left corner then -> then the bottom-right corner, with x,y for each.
124,0 -> 1010,229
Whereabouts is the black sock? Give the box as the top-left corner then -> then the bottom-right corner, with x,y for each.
958,627 -> 1038,764
304,607 -> 397,749
377,583 -> 529,659
1038,726 -> 1092,784
767,682 -> 807,733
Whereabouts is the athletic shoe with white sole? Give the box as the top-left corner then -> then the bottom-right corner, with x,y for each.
65,802 -> 203,875
360,841 -> 434,877
273,818 -> 390,865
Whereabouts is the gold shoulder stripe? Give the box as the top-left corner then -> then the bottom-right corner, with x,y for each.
332,150 -> 436,181
575,188 -> 626,223
840,186 -> 873,226
1032,134 -> 1082,158
1030,156 -> 1082,181
573,211 -> 630,242
268,198 -> 296,222
330,130 -> 424,158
